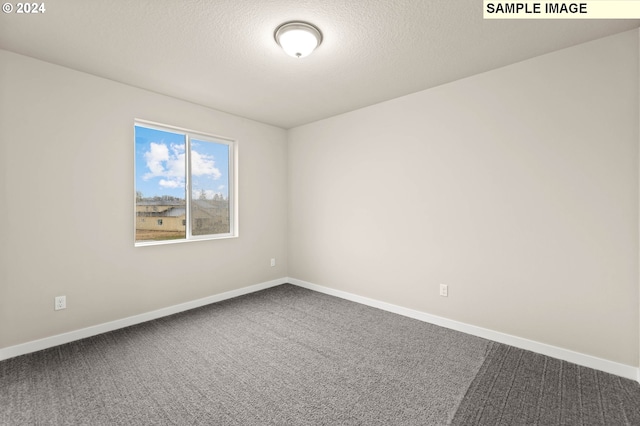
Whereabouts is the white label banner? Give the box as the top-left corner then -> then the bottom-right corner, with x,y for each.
483,1 -> 640,19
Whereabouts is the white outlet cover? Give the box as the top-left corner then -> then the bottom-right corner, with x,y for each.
55,296 -> 66,310
439,284 -> 448,297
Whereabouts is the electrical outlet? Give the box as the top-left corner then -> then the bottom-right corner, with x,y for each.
270,258 -> 276,267
439,284 -> 448,297
54,296 -> 66,311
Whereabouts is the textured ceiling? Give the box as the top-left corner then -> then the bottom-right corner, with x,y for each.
0,0 -> 638,129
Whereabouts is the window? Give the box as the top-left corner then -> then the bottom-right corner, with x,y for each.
134,120 -> 236,245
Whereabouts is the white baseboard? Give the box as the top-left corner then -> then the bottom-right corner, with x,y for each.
288,277 -> 640,383
0,278 -> 287,362
3,276 -> 639,384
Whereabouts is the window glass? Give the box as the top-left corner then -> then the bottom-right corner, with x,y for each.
190,139 -> 230,236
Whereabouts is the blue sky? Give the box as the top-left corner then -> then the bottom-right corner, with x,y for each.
135,126 -> 230,200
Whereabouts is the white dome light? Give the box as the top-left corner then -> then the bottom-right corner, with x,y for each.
274,22 -> 322,58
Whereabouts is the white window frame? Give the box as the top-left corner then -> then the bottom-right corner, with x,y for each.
134,119 -> 238,246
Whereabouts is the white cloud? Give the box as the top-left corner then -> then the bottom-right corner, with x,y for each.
191,149 -> 221,179
159,179 -> 182,189
143,143 -> 221,191
143,143 -> 169,177
142,143 -> 186,188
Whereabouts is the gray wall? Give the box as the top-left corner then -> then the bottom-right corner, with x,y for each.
0,50 -> 289,348
288,30 -> 639,366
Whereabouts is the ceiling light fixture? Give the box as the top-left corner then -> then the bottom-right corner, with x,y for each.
274,21 -> 322,58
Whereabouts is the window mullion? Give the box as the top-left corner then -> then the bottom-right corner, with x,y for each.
185,134 -> 192,239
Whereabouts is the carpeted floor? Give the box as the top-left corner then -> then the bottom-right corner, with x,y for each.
451,343 -> 640,425
1,284 -> 639,425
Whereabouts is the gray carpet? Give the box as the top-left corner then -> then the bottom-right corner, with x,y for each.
1,284 -> 488,425
1,284 -> 639,425
451,342 -> 640,426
